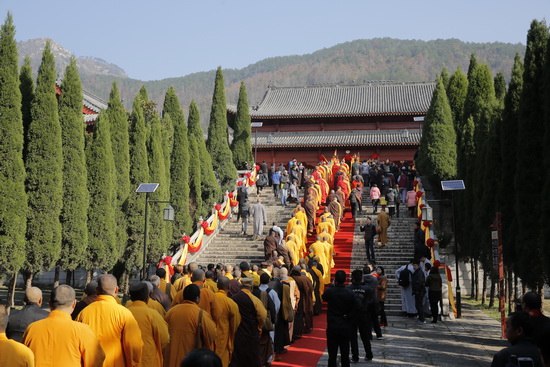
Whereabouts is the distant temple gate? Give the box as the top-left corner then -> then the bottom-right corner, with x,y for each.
228,81 -> 435,167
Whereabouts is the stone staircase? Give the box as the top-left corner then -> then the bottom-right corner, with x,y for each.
349,190 -> 416,316
189,187 -> 294,265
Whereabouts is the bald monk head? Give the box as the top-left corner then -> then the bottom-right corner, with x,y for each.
233,269 -> 242,279
0,305 -> 8,333
239,262 -> 250,272
272,267 -> 281,279
188,262 -> 198,273
97,274 -> 118,297
84,281 -> 98,297
50,285 -> 76,313
280,267 -> 289,279
324,207 -> 330,213
322,236 -> 329,242
321,216 -> 327,222
205,270 -> 215,280
150,275 -> 161,288
24,287 -> 43,307
217,276 -> 229,292
296,220 -> 301,225
240,277 -> 253,290
129,283 -> 149,303
330,190 -> 335,194
225,264 -> 234,275
191,269 -> 206,283
143,281 -> 154,296
322,228 -> 328,233
287,236 -> 293,241
184,284 -> 201,304
316,235 -> 321,241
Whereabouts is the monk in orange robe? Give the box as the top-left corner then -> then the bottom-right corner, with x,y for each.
0,306 -> 34,367
171,269 -> 221,323
214,277 -> 242,367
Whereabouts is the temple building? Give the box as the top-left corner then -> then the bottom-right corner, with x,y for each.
228,81 -> 435,167
55,82 -> 108,132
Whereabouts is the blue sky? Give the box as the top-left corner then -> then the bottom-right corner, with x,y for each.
2,0 -> 548,81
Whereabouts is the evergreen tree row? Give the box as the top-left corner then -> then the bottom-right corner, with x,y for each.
418,19 -> 550,291
0,13 -> 244,294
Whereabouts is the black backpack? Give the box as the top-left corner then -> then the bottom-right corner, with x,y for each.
398,265 -> 411,287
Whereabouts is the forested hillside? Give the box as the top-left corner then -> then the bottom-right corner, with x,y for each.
21,37 -> 525,128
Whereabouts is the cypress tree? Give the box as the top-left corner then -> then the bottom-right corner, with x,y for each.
161,113 -> 174,244
163,88 -> 192,237
514,20 -> 548,289
25,41 -> 63,276
86,111 -> 117,272
106,82 -> 130,258
207,67 -> 237,192
147,115 -> 168,262
416,76 -> 457,182
539,31 -> 550,282
20,55 -> 33,158
187,101 -> 203,220
231,81 -> 254,168
189,100 -> 221,217
494,72 -> 506,106
465,63 -> 496,144
0,13 -> 27,281
125,95 -> 149,275
500,54 -> 523,272
440,67 -> 450,89
446,67 -> 468,138
58,57 -> 89,273
467,53 -> 478,80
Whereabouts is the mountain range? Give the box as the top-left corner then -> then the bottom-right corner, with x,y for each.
18,38 -> 525,128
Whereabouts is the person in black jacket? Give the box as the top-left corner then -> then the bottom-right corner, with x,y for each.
411,260 -> 426,323
6,287 -> 49,342
359,217 -> 377,261
347,270 -> 373,362
322,270 -> 358,367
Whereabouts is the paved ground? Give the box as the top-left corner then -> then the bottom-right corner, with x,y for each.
316,304 -> 508,367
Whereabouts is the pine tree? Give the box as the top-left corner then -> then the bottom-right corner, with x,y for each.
106,82 -> 130,258
0,13 -> 27,280
86,111 -> 117,272
25,41 -> 63,276
125,95 -> 149,275
416,77 -> 457,182
163,88 -> 192,237
207,67 -> 237,192
514,20 -> 548,289
231,81 -> 254,168
500,54 -> 523,272
189,100 -> 221,217
58,57 -> 89,273
446,67 -> 468,139
19,55 -> 33,158
187,101 -> 203,220
147,115 -> 168,263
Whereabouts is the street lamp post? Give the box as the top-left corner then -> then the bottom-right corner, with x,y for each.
136,183 -> 174,280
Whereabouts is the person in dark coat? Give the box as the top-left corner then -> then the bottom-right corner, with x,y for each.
71,281 -> 98,320
347,270 -> 373,362
322,270 -> 358,367
6,287 -> 49,342
236,186 -> 248,221
364,274 -> 383,339
264,229 -> 279,261
290,266 -> 313,341
411,260 -> 426,323
359,217 -> 377,261
425,266 -> 442,323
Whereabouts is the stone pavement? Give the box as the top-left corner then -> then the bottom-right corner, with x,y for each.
316,304 -> 508,367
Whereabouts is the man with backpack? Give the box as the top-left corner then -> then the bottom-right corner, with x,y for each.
396,260 -> 416,316
411,260 -> 426,324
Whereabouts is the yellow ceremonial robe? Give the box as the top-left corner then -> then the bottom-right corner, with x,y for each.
285,217 -> 298,237
127,301 -> 170,367
309,241 -> 331,284
214,290 -> 241,367
76,295 -> 143,367
0,332 -> 34,367
295,210 -> 308,232
126,299 -> 166,317
159,279 -> 177,301
293,223 -> 308,248
23,310 -> 105,367
164,301 -> 217,367
171,281 -> 221,323
285,240 -> 299,266
173,274 -> 191,292
204,278 -> 219,293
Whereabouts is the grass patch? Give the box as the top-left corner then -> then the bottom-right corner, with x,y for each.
462,297 -> 503,322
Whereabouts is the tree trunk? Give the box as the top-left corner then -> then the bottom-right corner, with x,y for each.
507,267 -> 513,314
7,271 -> 18,309
53,266 -> 60,288
65,269 -> 72,286
481,269 -> 487,305
470,258 -> 475,299
474,260 -> 480,301
86,269 -> 93,284
513,273 -> 518,302
488,273 -> 496,308
24,272 -> 34,289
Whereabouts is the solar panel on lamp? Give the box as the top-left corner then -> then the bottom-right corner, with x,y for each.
135,183 -> 160,193
441,180 -> 465,191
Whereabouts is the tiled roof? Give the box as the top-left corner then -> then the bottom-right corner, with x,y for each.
83,90 -> 108,113
252,129 -> 421,148
84,114 -> 99,123
228,81 -> 435,119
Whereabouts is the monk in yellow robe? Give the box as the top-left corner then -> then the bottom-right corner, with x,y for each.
293,220 -> 307,248
76,275 -> 142,367
214,277 -> 242,367
317,216 -> 334,238
285,216 -> 298,237
224,264 -> 235,280
23,285 -> 105,367
308,237 -> 331,285
0,306 -> 34,367
171,269 -> 221,323
286,230 -> 305,257
164,284 -> 217,367
285,236 -> 300,266
327,198 -> 342,228
320,235 -> 335,269
377,205 -> 391,247
173,262 -> 198,292
320,210 -> 336,235
126,282 -> 166,318
157,268 -> 177,302
294,206 -> 308,232
127,283 -> 169,367
204,271 -> 219,293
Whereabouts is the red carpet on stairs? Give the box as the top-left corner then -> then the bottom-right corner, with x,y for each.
273,210 -> 355,367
